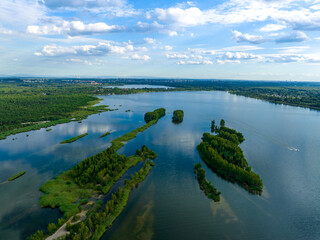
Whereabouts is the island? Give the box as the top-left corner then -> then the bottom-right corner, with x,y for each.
28,109 -> 165,240
197,121 -> 263,194
194,163 -> 220,202
60,133 -> 88,144
8,170 -> 26,181
172,110 -> 184,123
144,108 -> 166,123
99,132 -> 110,138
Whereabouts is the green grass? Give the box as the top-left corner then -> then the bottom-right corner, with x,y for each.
99,132 -> 110,138
60,133 -> 88,144
8,171 -> 26,181
46,128 -> 52,132
111,119 -> 157,151
39,173 -> 93,218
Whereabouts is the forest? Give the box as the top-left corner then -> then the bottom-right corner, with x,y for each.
197,121 -> 263,194
172,110 -> 184,123
144,108 -> 166,123
194,163 -> 220,202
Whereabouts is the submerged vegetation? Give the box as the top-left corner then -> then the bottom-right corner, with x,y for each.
194,163 -> 220,202
28,109 -> 163,240
60,133 -> 88,144
172,110 -> 184,123
197,121 -> 263,194
8,170 -> 26,181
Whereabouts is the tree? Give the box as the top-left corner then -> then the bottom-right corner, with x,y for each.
220,119 -> 225,127
47,223 -> 57,235
211,120 -> 215,133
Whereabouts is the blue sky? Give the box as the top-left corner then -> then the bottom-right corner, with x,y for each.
1,0 -> 320,81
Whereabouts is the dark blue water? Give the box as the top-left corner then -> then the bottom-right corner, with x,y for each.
0,91 -> 320,240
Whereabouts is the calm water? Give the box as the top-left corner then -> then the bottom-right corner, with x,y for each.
104,84 -> 174,89
0,91 -> 320,240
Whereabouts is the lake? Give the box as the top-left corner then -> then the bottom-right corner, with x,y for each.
0,90 -> 320,240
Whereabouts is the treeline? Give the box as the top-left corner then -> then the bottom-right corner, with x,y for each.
144,108 -> 166,123
172,110 -> 184,123
197,121 -> 263,194
194,163 -> 220,202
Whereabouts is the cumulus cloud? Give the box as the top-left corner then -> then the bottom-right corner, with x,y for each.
260,24 -> 286,32
35,42 -> 135,56
166,53 -> 203,59
148,7 -> 208,27
188,48 -> 215,55
176,60 -> 213,65
27,20 -> 124,36
125,54 -> 151,60
143,37 -> 156,44
217,59 -> 241,64
232,30 -> 267,44
275,31 -> 309,43
145,1 -> 320,35
222,51 -> 261,60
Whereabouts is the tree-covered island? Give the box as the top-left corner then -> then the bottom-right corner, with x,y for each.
194,163 -> 220,202
197,121 -> 263,194
172,110 -> 184,123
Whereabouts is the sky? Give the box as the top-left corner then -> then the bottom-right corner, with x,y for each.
1,0 -> 320,81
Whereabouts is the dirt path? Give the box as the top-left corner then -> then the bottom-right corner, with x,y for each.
45,210 -> 87,240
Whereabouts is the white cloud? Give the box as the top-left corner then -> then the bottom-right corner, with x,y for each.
35,42 -> 135,56
217,59 -> 241,64
0,0 -> 46,27
188,48 -> 215,55
66,58 -> 103,65
164,45 -> 173,50
232,30 -> 267,44
126,54 -> 151,60
27,20 -> 124,36
222,51 -> 261,60
219,45 -> 263,51
149,7 -> 207,27
0,27 -> 13,34
274,46 -> 310,53
176,60 -> 213,65
143,37 -> 156,44
146,1 -> 320,34
260,24 -> 286,32
166,53 -> 203,59
275,31 -> 309,43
